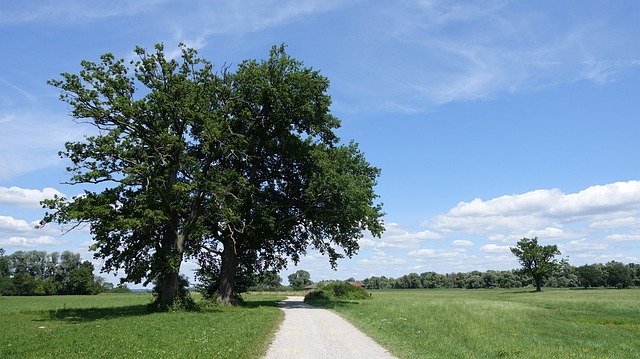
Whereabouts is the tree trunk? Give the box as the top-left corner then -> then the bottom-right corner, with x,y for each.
160,269 -> 179,305
534,277 -> 542,292
156,227 -> 184,308
218,242 -> 239,305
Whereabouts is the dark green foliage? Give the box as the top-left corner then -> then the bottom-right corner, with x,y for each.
604,261 -> 634,289
511,237 -> 561,292
150,274 -> 196,311
576,263 -> 606,288
304,282 -> 370,303
248,271 -> 283,291
43,43 -> 384,307
288,269 -> 312,290
360,260 -> 639,291
62,261 -> 101,295
0,249 -> 111,296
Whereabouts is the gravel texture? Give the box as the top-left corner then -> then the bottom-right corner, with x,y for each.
263,296 -> 397,359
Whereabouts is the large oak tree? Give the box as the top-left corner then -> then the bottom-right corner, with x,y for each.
42,44 -> 384,307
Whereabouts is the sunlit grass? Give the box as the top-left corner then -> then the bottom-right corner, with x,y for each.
0,292 -> 285,358
310,288 -> 640,359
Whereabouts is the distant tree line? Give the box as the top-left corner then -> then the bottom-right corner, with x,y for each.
0,248 -> 116,296
362,260 -> 639,290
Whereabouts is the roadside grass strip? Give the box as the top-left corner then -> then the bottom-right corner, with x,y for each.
0,293 -> 284,358
309,288 -> 640,359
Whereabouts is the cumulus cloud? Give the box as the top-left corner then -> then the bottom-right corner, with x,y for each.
0,215 -> 60,240
480,244 -> 512,253
433,181 -> 640,236
0,215 -> 35,234
359,250 -> 405,268
589,216 -> 640,229
452,240 -> 474,247
0,186 -> 64,208
409,248 -> 465,259
0,236 -> 60,247
360,222 -> 443,249
562,239 -> 609,251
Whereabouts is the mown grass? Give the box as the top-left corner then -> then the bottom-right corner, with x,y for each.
309,288 -> 640,359
0,292 -> 285,358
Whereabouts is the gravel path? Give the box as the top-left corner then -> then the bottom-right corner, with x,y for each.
263,296 -> 397,359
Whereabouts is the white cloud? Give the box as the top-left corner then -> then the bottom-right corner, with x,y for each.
408,248 -> 465,259
589,216 -> 640,229
0,215 -> 34,233
0,187 -> 64,208
0,215 -> 60,239
362,222 -> 443,249
563,239 -> 609,251
480,244 -> 512,253
359,250 -> 405,268
433,181 -> 640,235
0,235 -> 60,247
452,240 -> 474,248
605,233 -> 640,242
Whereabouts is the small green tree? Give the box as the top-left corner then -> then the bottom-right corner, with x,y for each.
510,237 -> 561,292
288,270 -> 312,290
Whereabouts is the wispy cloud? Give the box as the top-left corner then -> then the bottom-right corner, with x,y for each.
0,109 -> 88,179
0,78 -> 36,102
0,0 -> 169,24
151,0 -> 350,50
336,1 -> 640,112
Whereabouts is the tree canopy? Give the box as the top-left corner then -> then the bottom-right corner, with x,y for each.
510,237 -> 561,292
288,269 -> 313,290
0,249 -> 109,296
42,43 -> 384,307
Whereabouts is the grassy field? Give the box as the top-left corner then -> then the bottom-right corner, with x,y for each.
0,292 -> 285,358
311,288 -> 640,359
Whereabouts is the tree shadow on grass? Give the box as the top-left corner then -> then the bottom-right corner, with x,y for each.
242,300 -> 281,309
46,304 -> 151,323
305,299 -> 361,310
500,290 -> 540,294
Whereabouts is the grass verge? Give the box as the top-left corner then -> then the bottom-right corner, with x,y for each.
0,292 -> 285,358
309,288 -> 640,359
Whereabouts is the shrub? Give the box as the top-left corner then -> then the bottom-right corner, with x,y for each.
304,282 -> 370,303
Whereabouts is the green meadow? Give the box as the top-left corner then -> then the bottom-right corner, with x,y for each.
310,288 -> 640,359
3,289 -> 639,358
0,292 -> 284,359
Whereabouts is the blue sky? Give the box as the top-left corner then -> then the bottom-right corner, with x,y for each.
1,0 -> 640,285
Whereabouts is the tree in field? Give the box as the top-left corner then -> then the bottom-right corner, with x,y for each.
251,271 -> 282,291
42,44 -> 384,307
288,270 -> 312,290
576,263 -> 605,288
510,237 -> 561,292
0,248 -> 8,278
603,261 -> 634,289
